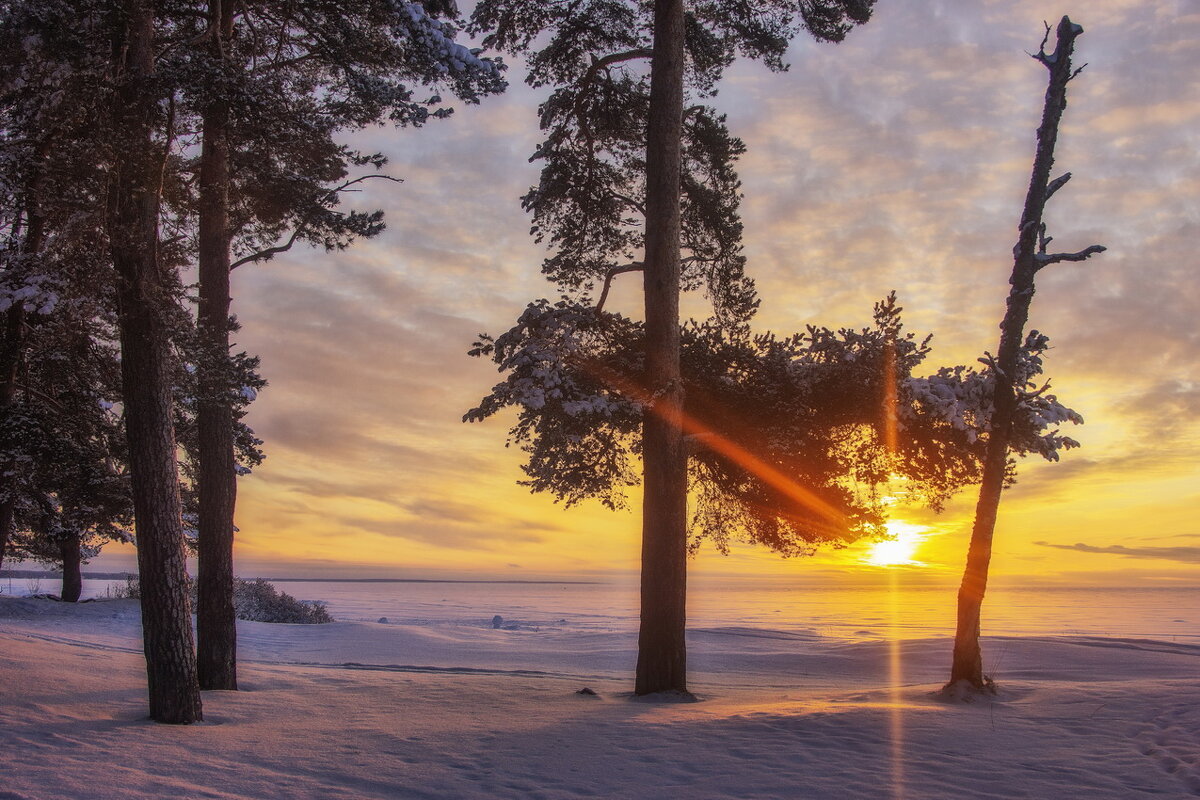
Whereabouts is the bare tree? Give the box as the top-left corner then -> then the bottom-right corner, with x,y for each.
947,16 -> 1105,695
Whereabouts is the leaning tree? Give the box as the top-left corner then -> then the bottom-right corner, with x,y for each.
469,0 -> 875,696
946,16 -> 1103,695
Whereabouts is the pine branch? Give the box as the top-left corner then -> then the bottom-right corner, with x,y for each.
229,174 -> 401,270
1015,381 -> 1052,401
581,49 -> 655,90
608,190 -> 646,217
15,382 -> 65,412
594,262 -> 643,314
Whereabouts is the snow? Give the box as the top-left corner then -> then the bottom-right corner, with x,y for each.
1,594 -> 1198,799
400,2 -> 501,77
0,274 -> 59,315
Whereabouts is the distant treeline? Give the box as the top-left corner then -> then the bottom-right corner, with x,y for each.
0,569 -> 597,586
1,570 -> 133,580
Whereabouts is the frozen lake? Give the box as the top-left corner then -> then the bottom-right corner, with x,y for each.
6,573 -> 1196,644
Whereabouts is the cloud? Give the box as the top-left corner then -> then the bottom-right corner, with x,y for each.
215,1 -> 1200,579
328,512 -> 545,551
1034,541 -> 1200,564
999,447 -> 1196,503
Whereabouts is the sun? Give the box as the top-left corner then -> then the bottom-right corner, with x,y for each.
865,521 -> 929,567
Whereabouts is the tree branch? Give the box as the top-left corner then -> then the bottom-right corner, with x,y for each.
977,351 -> 1005,379
229,174 -> 402,270
1030,20 -> 1054,67
568,48 -> 655,158
16,382 -> 65,412
1033,244 -> 1106,269
581,49 -> 654,88
594,262 -> 643,314
1016,381 -> 1052,401
609,190 -> 646,217
1044,172 -> 1071,202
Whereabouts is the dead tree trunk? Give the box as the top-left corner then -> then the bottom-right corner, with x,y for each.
196,0 -> 239,692
59,531 -> 82,603
948,16 -> 1104,693
108,0 -> 203,723
635,0 -> 689,697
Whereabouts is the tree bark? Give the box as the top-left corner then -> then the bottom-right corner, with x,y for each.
0,303 -> 23,573
948,16 -> 1083,692
0,148 -> 47,573
635,0 -> 689,697
107,0 -> 203,723
196,0 -> 239,692
59,531 -> 82,603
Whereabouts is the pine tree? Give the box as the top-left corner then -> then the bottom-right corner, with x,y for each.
469,0 -> 874,695
2,240 -> 133,603
170,0 -> 505,690
468,292 -> 1082,562
0,0 -> 133,587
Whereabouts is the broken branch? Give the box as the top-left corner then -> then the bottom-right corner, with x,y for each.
1033,244 -> 1106,269
1044,172 -> 1072,202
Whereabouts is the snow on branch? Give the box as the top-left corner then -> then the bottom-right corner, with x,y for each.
1031,17 -> 1084,70
1044,172 -> 1072,202
1034,244 -> 1106,270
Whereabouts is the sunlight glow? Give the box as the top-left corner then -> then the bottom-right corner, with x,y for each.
865,521 -> 930,567
887,569 -> 906,800
584,360 -> 854,538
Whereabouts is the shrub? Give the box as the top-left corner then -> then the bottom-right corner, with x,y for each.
104,574 -> 332,623
106,575 -> 141,599
232,578 -> 333,624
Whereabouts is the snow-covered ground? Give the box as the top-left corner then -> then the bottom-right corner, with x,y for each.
1,594 -> 1198,799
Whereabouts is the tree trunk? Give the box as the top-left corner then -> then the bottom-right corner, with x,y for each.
59,531 -> 82,603
0,149 -> 47,573
949,16 -> 1083,692
635,0 -> 689,697
196,0 -> 239,692
107,0 -> 202,724
0,303 -> 22,572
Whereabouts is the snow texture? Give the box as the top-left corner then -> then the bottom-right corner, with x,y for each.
1,593 -> 1197,799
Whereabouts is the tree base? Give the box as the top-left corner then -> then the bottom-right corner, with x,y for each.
630,689 -> 698,703
937,676 -> 998,702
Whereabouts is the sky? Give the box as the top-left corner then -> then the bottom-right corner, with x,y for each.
86,0 -> 1200,586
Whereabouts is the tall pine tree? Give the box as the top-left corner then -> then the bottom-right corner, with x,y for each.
173,0 -> 505,690
469,0 -> 874,695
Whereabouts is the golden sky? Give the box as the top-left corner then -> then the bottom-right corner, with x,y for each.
103,1 -> 1200,586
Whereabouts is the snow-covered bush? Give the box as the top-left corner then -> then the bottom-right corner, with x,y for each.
113,576 -> 335,623
231,579 -> 333,625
